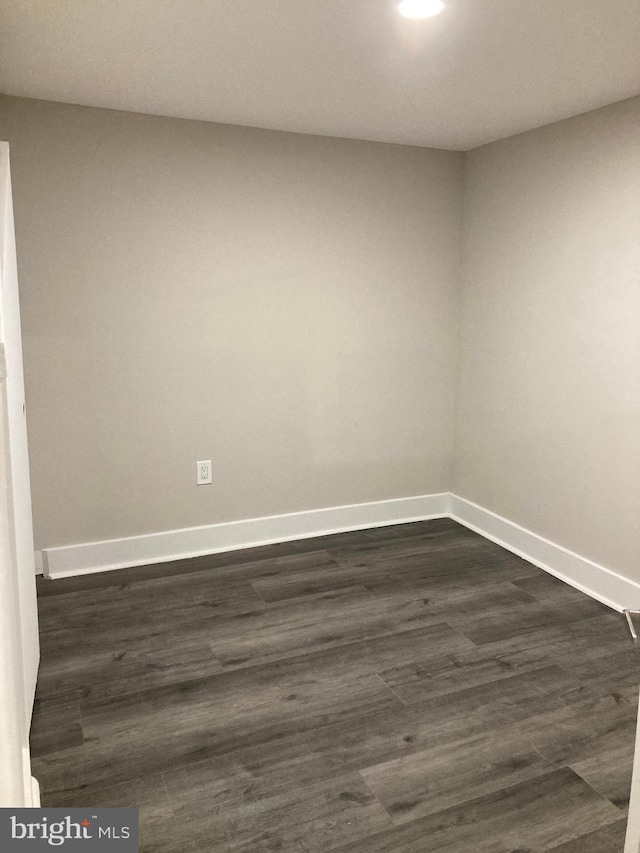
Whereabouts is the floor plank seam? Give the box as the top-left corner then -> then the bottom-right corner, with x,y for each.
355,769 -> 396,823
373,671 -> 408,706
550,661 -> 607,698
437,617 -> 483,648
76,699 -> 87,746
568,763 -> 629,813
160,772 -> 172,807
247,581 -> 268,605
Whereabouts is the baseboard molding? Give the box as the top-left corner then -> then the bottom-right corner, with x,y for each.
29,775 -> 40,808
450,494 -> 640,612
42,491 -> 640,612
42,493 -> 451,579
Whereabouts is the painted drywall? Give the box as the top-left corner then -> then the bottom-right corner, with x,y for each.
0,96 -> 463,549
454,97 -> 640,580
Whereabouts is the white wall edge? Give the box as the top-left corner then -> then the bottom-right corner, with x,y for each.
450,494 -> 640,612
42,493 -> 452,579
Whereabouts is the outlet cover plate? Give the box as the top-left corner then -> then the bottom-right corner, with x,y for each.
196,460 -> 212,485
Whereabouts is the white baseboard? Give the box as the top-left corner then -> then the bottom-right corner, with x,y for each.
34,550 -> 43,575
30,776 -> 40,808
42,493 -> 451,579
450,494 -> 640,612
42,491 -> 640,613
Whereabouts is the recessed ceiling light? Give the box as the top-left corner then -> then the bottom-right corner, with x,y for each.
398,0 -> 445,19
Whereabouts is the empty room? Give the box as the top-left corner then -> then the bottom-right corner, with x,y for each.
0,1 -> 639,851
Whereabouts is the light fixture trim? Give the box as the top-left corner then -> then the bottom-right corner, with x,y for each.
398,0 -> 445,19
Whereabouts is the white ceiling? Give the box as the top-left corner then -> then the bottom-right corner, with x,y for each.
1,0 -> 639,150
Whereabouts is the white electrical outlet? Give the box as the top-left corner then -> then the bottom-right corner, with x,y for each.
196,460 -> 212,485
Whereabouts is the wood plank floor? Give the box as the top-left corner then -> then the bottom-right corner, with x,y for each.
32,518 -> 636,852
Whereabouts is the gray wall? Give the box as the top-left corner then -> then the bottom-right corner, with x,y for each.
2,94 -> 638,583
454,97 -> 640,578
0,96 -> 464,549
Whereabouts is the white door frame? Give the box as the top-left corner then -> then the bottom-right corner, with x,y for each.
625,702 -> 640,852
0,344 -> 34,805
0,142 -> 39,807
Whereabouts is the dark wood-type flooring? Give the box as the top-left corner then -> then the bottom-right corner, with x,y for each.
32,518 -> 638,852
